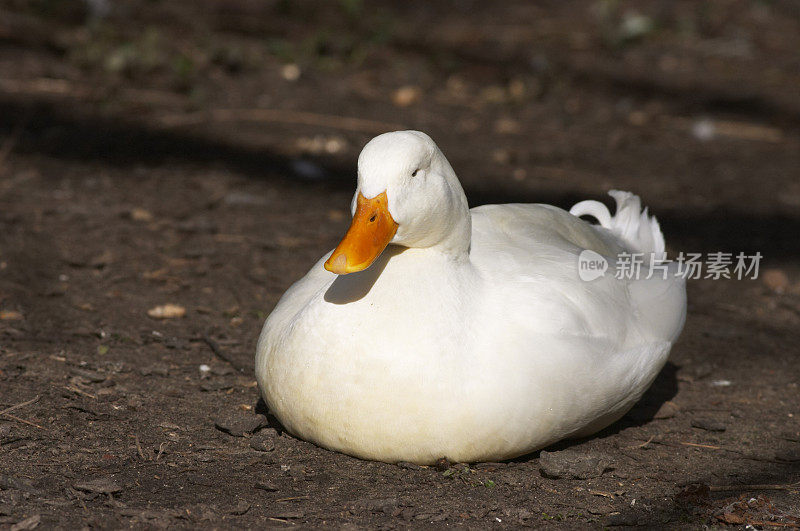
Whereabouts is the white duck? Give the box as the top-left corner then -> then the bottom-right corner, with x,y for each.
256,130 -> 686,464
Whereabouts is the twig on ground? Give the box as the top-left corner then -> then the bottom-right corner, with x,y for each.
0,395 -> 40,417
646,438 -> 791,464
64,385 -> 97,399
709,481 -> 800,492
1,413 -> 43,429
0,396 -> 43,428
202,334 -> 248,373
680,441 -> 722,450
628,435 -> 654,449
155,441 -> 168,461
134,436 -> 147,461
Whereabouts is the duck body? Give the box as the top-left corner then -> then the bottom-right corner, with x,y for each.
256,131 -> 686,464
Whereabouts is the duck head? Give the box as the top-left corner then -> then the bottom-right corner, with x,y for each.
325,130 -> 471,275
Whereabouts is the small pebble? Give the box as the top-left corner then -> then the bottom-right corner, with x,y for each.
397,461 -> 422,471
74,476 -> 123,494
71,368 -> 105,383
692,119 -> 716,141
249,431 -> 276,452
254,481 -> 279,492
10,514 -> 41,531
691,418 -> 726,432
140,364 -> 169,377
126,395 -> 143,410
281,64 -> 300,81
230,500 -> 251,515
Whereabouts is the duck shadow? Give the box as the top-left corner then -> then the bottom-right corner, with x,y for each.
254,397 -> 290,436
322,246 -> 407,304
508,361 -> 680,463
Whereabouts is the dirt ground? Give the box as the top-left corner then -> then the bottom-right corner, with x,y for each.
1,1 -> 799,528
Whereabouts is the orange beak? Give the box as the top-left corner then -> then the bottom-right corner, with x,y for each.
324,191 -> 398,275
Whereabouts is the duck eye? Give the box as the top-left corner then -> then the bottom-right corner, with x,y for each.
411,169 -> 419,177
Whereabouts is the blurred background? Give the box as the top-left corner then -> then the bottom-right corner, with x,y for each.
2,1 -> 799,254
1,1 -> 799,528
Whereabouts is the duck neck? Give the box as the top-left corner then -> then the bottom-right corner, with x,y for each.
429,170 -> 472,261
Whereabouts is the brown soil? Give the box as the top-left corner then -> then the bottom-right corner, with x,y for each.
1,1 -> 799,528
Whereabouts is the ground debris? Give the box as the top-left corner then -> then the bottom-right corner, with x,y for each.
147,304 -> 186,319
715,494 -> 800,527
392,85 -> 422,107
230,500 -> 251,515
539,448 -> 613,479
214,412 -> 268,437
140,363 -> 170,376
249,430 -> 276,452
348,497 -> 400,515
691,418 -> 727,432
70,367 -> 106,383
128,207 -> 154,222
271,509 -> 304,520
0,475 -> 36,492
763,269 -> 790,293
200,380 -> 235,392
119,508 -> 182,522
182,504 -> 217,522
73,476 -> 123,494
10,514 -> 40,531
434,457 -> 450,472
254,481 -> 279,492
0,311 -> 24,321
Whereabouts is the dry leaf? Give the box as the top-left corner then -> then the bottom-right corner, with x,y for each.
762,269 -> 789,293
0,310 -> 23,321
147,304 -> 186,319
392,85 -> 421,107
130,208 -> 153,222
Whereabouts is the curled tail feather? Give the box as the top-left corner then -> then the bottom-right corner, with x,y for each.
570,190 -> 666,261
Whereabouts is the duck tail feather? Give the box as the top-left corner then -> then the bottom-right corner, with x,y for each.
571,191 -> 666,260
568,199 -> 612,227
